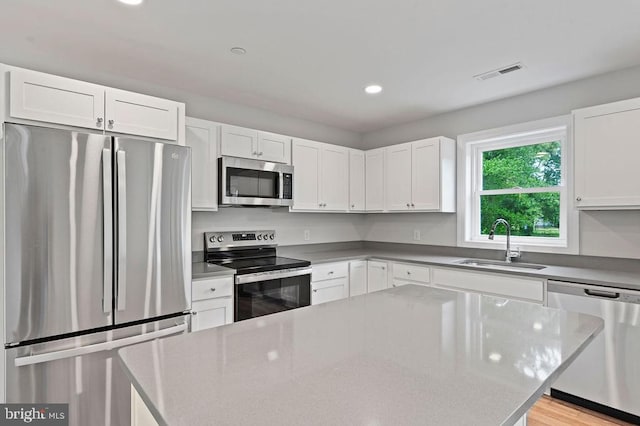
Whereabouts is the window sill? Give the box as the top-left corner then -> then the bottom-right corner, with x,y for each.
459,238 -> 579,255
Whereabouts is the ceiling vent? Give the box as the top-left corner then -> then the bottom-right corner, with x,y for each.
474,62 -> 525,81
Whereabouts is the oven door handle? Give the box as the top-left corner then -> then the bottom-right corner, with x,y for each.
235,267 -> 312,285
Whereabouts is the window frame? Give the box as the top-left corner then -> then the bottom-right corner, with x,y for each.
457,116 -> 579,254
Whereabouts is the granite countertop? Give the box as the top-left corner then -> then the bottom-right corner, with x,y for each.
118,285 -> 603,426
277,247 -> 640,291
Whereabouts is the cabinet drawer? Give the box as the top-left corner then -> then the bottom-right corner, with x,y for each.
392,263 -> 430,283
312,262 -> 349,282
311,277 -> 348,305
432,268 -> 543,302
192,277 -> 233,301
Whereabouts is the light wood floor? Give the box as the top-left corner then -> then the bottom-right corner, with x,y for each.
528,396 -> 635,426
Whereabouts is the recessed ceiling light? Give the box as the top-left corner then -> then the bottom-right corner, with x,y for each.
364,84 -> 383,95
118,0 -> 143,5
230,47 -> 247,55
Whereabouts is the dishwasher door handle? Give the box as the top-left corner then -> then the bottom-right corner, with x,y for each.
584,289 -> 620,299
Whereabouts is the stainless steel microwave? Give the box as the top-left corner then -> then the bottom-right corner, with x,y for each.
218,156 -> 294,207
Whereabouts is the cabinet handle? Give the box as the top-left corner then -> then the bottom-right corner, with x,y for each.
381,267 -> 386,270
192,311 -> 198,316
210,288 -> 217,292
576,196 -> 582,201
328,271 -> 334,275
411,203 -> 415,207
313,289 -> 318,293
407,271 -> 411,275
108,119 -> 115,128
253,152 -> 258,156
392,284 -> 397,287
319,203 -> 322,207
259,152 -> 264,156
351,204 -> 355,208
406,203 -> 410,207
96,117 -> 103,127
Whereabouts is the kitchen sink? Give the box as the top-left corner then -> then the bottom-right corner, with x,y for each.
455,259 -> 547,271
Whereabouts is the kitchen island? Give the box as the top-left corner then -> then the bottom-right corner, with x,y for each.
118,285 -> 603,426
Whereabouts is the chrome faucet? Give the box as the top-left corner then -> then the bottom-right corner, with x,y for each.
488,218 -> 520,263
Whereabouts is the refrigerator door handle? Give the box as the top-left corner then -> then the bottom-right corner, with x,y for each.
14,323 -> 188,367
102,148 -> 113,313
116,150 -> 127,311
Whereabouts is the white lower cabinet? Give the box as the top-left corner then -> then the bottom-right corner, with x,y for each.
131,385 -> 158,426
391,262 -> 430,286
191,276 -> 234,331
349,260 -> 368,296
367,260 -> 389,292
311,262 -> 349,305
431,267 -> 544,303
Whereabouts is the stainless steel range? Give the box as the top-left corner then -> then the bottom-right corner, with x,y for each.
204,230 -> 311,321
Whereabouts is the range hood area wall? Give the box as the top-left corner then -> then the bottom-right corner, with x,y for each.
192,210 -> 366,251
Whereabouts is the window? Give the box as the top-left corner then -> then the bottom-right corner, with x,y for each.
457,116 -> 578,253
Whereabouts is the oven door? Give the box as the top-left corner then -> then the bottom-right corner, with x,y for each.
234,268 -> 311,321
219,157 -> 293,207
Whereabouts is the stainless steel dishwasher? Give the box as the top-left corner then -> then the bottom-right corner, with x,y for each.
547,280 -> 640,423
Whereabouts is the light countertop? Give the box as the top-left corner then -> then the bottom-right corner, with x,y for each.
277,246 -> 640,291
118,285 -> 603,426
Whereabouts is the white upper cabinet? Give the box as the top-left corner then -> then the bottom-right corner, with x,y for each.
9,68 -> 182,141
365,148 -> 385,211
220,124 -> 291,163
105,88 -> 178,140
9,68 -> 105,131
349,149 -> 366,212
383,137 -> 456,212
321,144 -> 349,211
186,117 -> 220,211
258,131 -> 291,163
291,138 -> 348,212
291,138 -> 321,210
574,98 -> 640,209
385,142 -> 413,211
220,124 -> 258,158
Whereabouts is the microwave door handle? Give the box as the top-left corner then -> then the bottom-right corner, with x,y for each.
102,149 -> 113,314
116,150 -> 127,311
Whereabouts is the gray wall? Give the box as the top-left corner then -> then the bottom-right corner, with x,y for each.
192,210 -> 365,251
361,65 -> 640,259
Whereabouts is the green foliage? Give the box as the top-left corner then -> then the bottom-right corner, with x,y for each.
481,142 -> 561,237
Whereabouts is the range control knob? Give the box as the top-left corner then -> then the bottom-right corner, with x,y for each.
217,236 -> 224,242
269,234 -> 275,240
264,233 -> 270,240
209,236 -> 215,243
257,235 -> 262,240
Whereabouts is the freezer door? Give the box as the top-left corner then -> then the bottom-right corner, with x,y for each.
4,123 -> 113,344
113,138 -> 191,324
5,318 -> 187,426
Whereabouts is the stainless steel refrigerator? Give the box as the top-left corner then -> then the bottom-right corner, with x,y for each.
3,123 -> 191,425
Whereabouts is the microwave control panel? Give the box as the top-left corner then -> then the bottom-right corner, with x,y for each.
283,173 -> 293,199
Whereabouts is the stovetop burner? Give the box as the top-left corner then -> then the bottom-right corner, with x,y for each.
208,256 -> 310,275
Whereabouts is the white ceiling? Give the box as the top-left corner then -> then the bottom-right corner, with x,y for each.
2,0 -> 640,133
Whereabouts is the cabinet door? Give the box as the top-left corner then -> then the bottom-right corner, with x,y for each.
411,138 -> 440,210
431,267 -> 543,303
385,143 -> 412,211
220,124 -> 258,159
311,278 -> 348,305
349,150 -> 366,211
291,139 -> 321,210
367,261 -> 389,293
365,148 -> 385,211
105,89 -> 179,140
191,297 -> 234,332
258,131 -> 291,163
349,260 -> 367,297
574,100 -> 640,208
186,117 -> 219,211
321,144 -> 349,211
9,69 -> 105,130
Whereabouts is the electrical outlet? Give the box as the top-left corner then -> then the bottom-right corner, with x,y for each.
413,229 -> 421,241
304,230 -> 311,241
